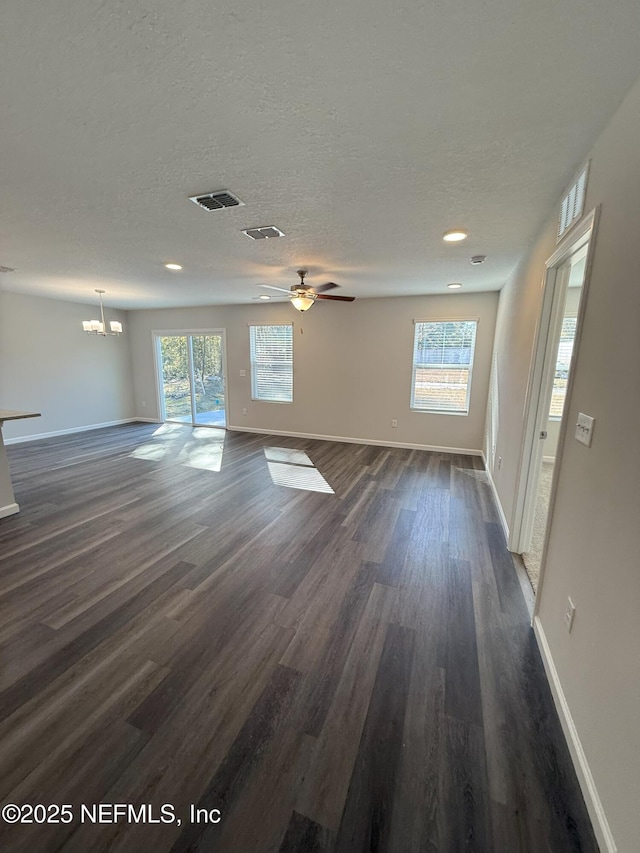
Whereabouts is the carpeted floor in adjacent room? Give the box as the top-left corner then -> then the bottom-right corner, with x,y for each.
522,460 -> 555,592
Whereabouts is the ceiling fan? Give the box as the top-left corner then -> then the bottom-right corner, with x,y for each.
257,269 -> 355,313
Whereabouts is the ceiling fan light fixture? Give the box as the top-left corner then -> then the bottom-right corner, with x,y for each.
291,293 -> 316,313
258,294 -> 271,300
443,229 -> 468,242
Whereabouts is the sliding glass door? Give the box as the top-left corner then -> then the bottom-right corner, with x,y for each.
156,331 -> 226,427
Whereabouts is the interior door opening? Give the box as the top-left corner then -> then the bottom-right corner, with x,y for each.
156,332 -> 227,428
510,209 -> 597,600
521,251 -> 586,590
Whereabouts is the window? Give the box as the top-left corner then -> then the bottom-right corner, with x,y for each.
249,324 -> 293,402
410,320 -> 478,414
549,316 -> 576,419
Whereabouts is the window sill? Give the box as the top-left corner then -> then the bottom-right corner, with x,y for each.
410,408 -> 469,417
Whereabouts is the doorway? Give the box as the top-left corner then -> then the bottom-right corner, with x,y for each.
155,331 -> 227,427
510,210 -> 597,594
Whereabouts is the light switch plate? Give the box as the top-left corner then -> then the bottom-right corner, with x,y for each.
575,412 -> 595,447
565,597 -> 576,632
240,369 -> 246,377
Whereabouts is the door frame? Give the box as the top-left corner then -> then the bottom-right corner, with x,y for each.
152,328 -> 228,427
509,208 -> 599,595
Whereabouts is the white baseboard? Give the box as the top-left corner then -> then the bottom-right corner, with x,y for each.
134,417 -> 162,424
481,451 -> 510,542
226,425 -> 483,456
533,616 -> 617,853
4,418 -> 141,445
0,502 -> 20,519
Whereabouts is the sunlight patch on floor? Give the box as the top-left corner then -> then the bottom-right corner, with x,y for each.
153,423 -> 190,439
267,461 -> 334,493
264,447 -> 314,466
130,443 -> 169,461
264,446 -> 334,494
177,441 -> 224,472
129,424 -> 225,472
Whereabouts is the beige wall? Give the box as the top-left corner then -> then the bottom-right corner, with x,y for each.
488,76 -> 640,852
128,292 -> 498,452
0,291 -> 134,440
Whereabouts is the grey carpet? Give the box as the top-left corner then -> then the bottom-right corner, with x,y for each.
522,460 -> 554,591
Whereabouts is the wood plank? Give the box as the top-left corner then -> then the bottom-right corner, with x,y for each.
439,715 -> 492,852
443,557 -> 484,726
277,812 -> 334,853
295,583 -> 396,830
333,622 -> 414,853
169,664 -> 302,852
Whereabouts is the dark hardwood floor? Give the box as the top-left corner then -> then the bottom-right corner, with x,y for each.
0,423 -> 598,852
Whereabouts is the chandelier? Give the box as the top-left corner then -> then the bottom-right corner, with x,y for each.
82,289 -> 123,336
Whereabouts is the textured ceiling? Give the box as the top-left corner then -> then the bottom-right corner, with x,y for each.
2,0 -> 640,309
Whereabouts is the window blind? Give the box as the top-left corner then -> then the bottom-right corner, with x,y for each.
249,324 -> 293,402
410,320 -> 478,414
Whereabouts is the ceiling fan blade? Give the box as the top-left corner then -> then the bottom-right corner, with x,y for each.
258,284 -> 293,294
314,281 -> 340,293
316,294 -> 355,302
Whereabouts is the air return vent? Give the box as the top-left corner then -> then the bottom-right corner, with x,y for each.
242,226 -> 285,240
557,163 -> 589,242
0,266 -> 16,274
189,190 -> 245,211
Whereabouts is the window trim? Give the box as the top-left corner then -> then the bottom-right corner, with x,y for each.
409,317 -> 478,416
248,322 -> 294,404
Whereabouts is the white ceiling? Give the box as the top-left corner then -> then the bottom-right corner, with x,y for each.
2,0 -> 640,309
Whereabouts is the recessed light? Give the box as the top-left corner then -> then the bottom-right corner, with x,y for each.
164,263 -> 183,271
447,283 -> 463,289
443,229 -> 468,242
259,295 -> 271,300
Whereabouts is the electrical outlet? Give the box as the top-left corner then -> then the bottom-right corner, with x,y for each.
141,401 -> 146,408
391,419 -> 398,428
242,407 -> 247,416
564,597 -> 576,633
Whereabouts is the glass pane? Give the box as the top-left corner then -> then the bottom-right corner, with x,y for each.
249,325 -> 293,402
549,316 -> 577,418
159,336 -> 192,422
192,335 -> 226,426
413,366 -> 471,412
411,320 -> 477,412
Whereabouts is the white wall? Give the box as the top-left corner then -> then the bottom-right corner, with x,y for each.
0,291 -> 134,440
488,75 -> 640,853
128,292 -> 498,452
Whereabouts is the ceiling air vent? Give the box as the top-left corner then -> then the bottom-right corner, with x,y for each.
557,163 -> 589,242
189,190 -> 245,211
0,266 -> 16,273
242,226 -> 285,240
